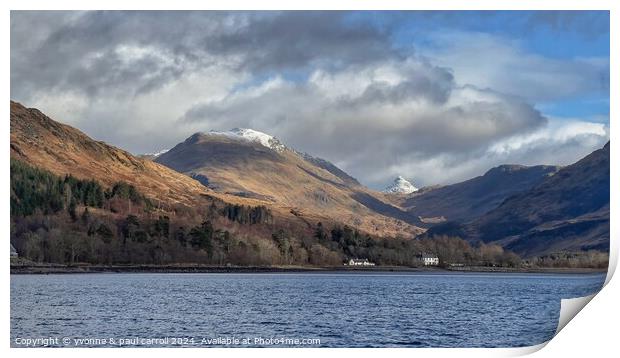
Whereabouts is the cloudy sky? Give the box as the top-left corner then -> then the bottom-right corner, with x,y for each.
11,11 -> 610,189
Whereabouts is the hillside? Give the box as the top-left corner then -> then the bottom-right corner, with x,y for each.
10,101 -> 213,209
399,164 -> 560,223
473,142 -> 609,256
10,101 -> 421,239
427,142 -> 610,257
155,131 -> 423,237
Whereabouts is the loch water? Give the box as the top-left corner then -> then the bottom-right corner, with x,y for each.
10,271 -> 606,348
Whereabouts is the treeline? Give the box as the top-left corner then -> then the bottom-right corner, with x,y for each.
12,209 -> 270,266
9,205 -> 521,267
10,160 -> 281,265
10,159 -> 151,217
526,251 -> 608,269
309,223 -> 521,267
9,159 -> 523,267
221,204 -> 272,225
9,159 -> 535,268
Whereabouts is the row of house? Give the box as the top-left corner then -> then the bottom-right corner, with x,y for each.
345,254 -> 439,267
347,258 -> 376,266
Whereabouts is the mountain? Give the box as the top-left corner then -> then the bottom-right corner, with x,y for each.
10,101 -> 214,208
427,143 -> 610,257
383,176 -> 419,194
9,101 -> 427,268
155,130 -> 423,237
10,101 -> 421,238
472,142 -> 610,256
400,164 -> 560,223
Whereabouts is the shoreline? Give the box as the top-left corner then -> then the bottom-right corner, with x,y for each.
10,263 -> 607,275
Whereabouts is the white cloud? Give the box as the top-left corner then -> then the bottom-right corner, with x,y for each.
489,118 -> 608,155
424,31 -> 609,103
27,65 -> 248,154
387,117 -> 609,188
181,59 -> 553,188
11,12 -> 609,190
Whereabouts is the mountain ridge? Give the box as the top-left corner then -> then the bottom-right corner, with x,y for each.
155,130 -> 424,237
425,142 -> 610,256
400,164 -> 561,223
10,101 -> 215,209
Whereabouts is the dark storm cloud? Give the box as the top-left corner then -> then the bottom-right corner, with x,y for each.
204,11 -> 397,71
11,11 -> 397,99
12,11 -> 226,98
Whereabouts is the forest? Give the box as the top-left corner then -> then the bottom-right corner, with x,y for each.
10,159 -> 607,268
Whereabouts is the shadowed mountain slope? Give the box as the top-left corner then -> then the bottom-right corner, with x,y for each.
426,142 -> 610,257
400,164 -> 560,223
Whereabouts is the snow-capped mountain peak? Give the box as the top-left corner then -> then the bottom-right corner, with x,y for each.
383,176 -> 419,194
208,128 -> 287,152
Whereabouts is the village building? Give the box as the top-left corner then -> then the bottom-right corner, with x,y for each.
420,253 -> 439,266
347,258 -> 376,266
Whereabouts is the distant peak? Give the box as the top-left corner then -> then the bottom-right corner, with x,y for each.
142,148 -> 169,158
383,176 -> 418,194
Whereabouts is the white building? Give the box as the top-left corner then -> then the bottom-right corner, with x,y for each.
420,254 -> 439,266
347,258 -> 376,266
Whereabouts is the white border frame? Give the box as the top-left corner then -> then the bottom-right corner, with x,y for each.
3,1 -> 617,357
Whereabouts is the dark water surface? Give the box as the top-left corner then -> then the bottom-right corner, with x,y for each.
10,271 -> 605,347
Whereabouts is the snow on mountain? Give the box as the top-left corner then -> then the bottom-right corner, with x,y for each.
383,176 -> 419,194
143,148 -> 169,158
208,128 -> 287,152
